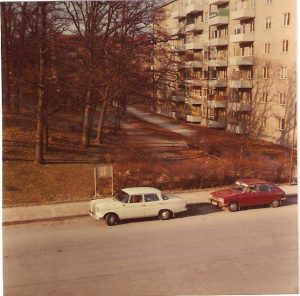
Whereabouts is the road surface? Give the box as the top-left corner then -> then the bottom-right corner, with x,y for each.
3,202 -> 298,296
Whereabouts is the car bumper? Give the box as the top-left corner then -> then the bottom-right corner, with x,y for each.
89,211 -> 104,220
209,198 -> 225,207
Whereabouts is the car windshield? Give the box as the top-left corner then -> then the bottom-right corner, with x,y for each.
115,191 -> 130,203
231,185 -> 247,193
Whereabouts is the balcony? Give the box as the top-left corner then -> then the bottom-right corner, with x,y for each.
228,101 -> 252,112
172,10 -> 186,19
185,22 -> 204,32
206,118 -> 226,129
209,58 -> 228,67
186,115 -> 202,123
209,79 -> 227,88
229,56 -> 253,66
209,0 -> 229,5
176,61 -> 187,69
185,79 -> 203,87
186,60 -> 202,68
185,39 -> 204,50
188,95 -> 202,104
207,95 -> 227,108
186,2 -> 204,15
209,37 -> 228,47
229,80 -> 252,88
231,7 -> 255,20
209,9 -> 229,26
174,44 -> 186,52
227,123 -> 246,134
172,92 -> 185,102
230,32 -> 254,43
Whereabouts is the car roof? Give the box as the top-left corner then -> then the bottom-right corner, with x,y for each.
236,179 -> 269,186
122,187 -> 161,195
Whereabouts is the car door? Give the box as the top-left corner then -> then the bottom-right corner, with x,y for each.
256,184 -> 275,205
240,185 -> 259,207
144,193 -> 161,217
123,194 -> 145,219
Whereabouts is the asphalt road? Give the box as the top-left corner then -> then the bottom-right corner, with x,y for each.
3,202 -> 298,296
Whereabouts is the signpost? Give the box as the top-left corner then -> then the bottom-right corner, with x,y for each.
94,164 -> 113,197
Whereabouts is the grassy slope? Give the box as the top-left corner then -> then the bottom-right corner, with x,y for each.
3,109 -> 291,206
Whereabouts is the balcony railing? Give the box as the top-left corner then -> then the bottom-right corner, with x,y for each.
185,39 -> 204,50
186,1 -> 204,15
208,79 -> 227,88
209,0 -> 229,5
209,9 -> 229,18
232,1 -> 255,20
209,37 -> 228,47
229,56 -> 253,66
209,58 -> 228,67
174,44 -> 186,52
186,115 -> 202,123
229,80 -> 253,88
185,22 -> 204,32
172,91 -> 185,102
172,10 -> 186,19
228,101 -> 252,112
206,118 -> 226,129
230,32 -> 254,43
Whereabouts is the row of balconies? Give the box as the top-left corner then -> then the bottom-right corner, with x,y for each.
172,92 -> 252,112
176,56 -> 253,69
176,78 -> 253,88
175,33 -> 254,52
173,2 -> 254,24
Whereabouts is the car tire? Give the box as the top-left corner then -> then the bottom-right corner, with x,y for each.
228,202 -> 239,212
270,200 -> 281,208
105,213 -> 119,226
159,209 -> 172,220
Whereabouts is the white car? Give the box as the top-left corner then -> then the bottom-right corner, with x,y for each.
89,187 -> 187,226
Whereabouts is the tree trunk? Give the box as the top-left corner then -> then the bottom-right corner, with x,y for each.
14,3 -> 27,114
96,86 -> 109,144
35,3 -> 47,164
82,80 -> 92,148
1,3 -> 12,112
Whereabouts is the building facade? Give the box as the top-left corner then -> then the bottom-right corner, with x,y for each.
156,0 -> 296,148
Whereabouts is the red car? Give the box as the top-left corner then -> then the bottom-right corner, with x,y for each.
209,179 -> 286,212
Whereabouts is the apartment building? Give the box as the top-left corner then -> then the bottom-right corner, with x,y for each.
155,0 -> 296,148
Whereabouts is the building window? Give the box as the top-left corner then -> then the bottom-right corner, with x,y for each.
280,66 -> 288,79
264,42 -> 270,54
262,92 -> 268,103
265,17 -> 271,29
263,67 -> 269,79
261,116 -> 267,127
266,0 -> 272,3
282,40 -> 289,53
283,12 -> 290,26
278,93 -> 286,105
250,21 -> 255,32
277,118 -> 285,130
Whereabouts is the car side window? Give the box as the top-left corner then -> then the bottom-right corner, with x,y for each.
249,185 -> 257,192
258,184 -> 271,192
130,195 -> 143,203
144,194 -> 159,202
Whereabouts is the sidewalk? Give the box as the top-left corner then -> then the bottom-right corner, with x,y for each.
3,185 -> 297,224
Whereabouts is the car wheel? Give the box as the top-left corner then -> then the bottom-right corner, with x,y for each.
159,210 -> 172,220
228,202 -> 239,212
270,200 -> 281,208
105,213 -> 119,226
